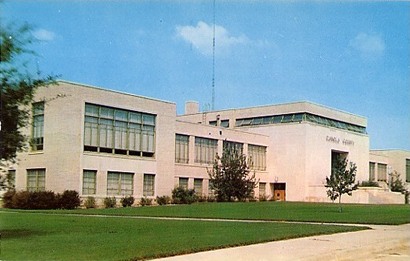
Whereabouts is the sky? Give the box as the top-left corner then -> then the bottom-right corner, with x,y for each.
2,0 -> 409,150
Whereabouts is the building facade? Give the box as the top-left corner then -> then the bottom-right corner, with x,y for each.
6,81 -> 409,204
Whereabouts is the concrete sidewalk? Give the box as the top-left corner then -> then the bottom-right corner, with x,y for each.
155,223 -> 410,261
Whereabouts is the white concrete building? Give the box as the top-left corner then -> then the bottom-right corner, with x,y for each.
6,81 -> 410,204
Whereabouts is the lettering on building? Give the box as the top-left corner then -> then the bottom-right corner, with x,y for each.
326,136 -> 354,146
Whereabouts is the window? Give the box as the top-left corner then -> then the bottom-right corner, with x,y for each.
27,169 -> 45,192
377,163 -> 387,182
7,169 -> 16,189
234,112 -> 366,134
223,141 -> 243,154
179,177 -> 188,189
83,170 -> 96,195
194,178 -> 203,195
248,144 -> 267,171
220,120 -> 229,128
259,182 -> 266,197
143,174 -> 155,196
107,172 -> 133,195
406,159 -> 410,183
195,137 -> 218,164
32,102 -> 44,151
175,134 -> 189,163
84,103 -> 156,157
369,162 -> 376,181
208,180 -> 215,197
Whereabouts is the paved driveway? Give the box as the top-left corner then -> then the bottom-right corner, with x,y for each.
155,223 -> 410,261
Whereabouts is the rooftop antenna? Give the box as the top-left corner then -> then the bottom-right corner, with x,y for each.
211,0 -> 216,111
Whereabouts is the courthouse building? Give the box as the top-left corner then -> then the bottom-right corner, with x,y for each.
6,81 -> 410,204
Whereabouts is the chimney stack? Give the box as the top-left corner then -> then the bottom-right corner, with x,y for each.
185,101 -> 199,114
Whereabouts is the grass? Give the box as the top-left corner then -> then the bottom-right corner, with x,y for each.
33,201 -> 410,225
1,211 -> 365,261
2,201 -> 409,260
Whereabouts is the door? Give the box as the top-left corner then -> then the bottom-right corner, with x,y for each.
273,183 -> 286,201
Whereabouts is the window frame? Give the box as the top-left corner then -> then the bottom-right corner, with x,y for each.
27,169 -> 46,192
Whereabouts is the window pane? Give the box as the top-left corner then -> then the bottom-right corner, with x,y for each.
143,174 -> 155,196
84,104 -> 156,157
27,169 -> 45,192
176,134 -> 189,163
194,179 -> 203,195
83,170 -> 96,195
179,177 -> 188,189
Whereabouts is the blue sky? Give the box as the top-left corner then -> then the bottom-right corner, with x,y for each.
2,1 -> 409,150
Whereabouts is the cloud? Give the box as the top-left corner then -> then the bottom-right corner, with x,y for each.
349,33 -> 385,59
176,21 -> 249,55
33,29 -> 56,41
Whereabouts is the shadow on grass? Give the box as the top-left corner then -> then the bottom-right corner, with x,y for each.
0,229 -> 45,239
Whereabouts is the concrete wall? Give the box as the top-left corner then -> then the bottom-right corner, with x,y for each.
12,81 -> 177,200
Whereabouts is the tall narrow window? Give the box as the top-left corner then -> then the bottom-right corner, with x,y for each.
195,137 -> 218,164
175,134 -> 189,163
377,163 -> 387,182
369,162 -> 376,181
406,159 -> 410,183
27,169 -> 45,192
259,182 -> 266,198
248,144 -> 267,171
194,178 -> 203,195
32,102 -> 44,151
143,174 -> 155,196
107,172 -> 133,195
82,170 -> 97,195
179,177 -> 189,189
7,169 -> 16,189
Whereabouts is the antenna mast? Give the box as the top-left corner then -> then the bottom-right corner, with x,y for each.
211,0 -> 216,110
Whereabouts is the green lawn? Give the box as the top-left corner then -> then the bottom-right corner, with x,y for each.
43,201 -> 410,225
2,201 -> 409,260
1,211 -> 365,261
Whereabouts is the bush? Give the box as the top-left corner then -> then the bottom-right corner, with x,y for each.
172,186 -> 198,204
156,195 -> 171,205
359,181 -> 380,187
3,190 -> 81,209
59,190 -> 81,209
104,197 -> 117,208
139,197 -> 153,206
120,196 -> 135,207
84,196 -> 96,209
30,191 -> 59,209
2,190 -> 16,208
11,191 -> 31,209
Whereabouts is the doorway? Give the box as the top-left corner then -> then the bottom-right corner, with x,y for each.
271,183 -> 286,201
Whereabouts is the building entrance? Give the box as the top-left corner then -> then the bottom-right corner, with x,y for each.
271,183 -> 286,201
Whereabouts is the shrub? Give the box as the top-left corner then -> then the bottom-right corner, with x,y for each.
104,197 -> 117,208
172,186 -> 198,204
2,190 -> 16,208
197,195 -> 208,202
139,197 -> 153,206
59,190 -> 81,209
120,196 -> 135,207
259,195 -> 268,201
11,191 -> 31,209
359,181 -> 380,187
156,195 -> 171,205
84,196 -> 96,209
28,191 -> 58,209
207,196 -> 216,202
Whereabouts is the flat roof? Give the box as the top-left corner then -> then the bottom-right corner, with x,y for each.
57,80 -> 176,105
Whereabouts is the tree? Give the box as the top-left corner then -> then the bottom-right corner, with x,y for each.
208,145 -> 258,202
325,155 -> 358,212
0,22 -> 55,188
